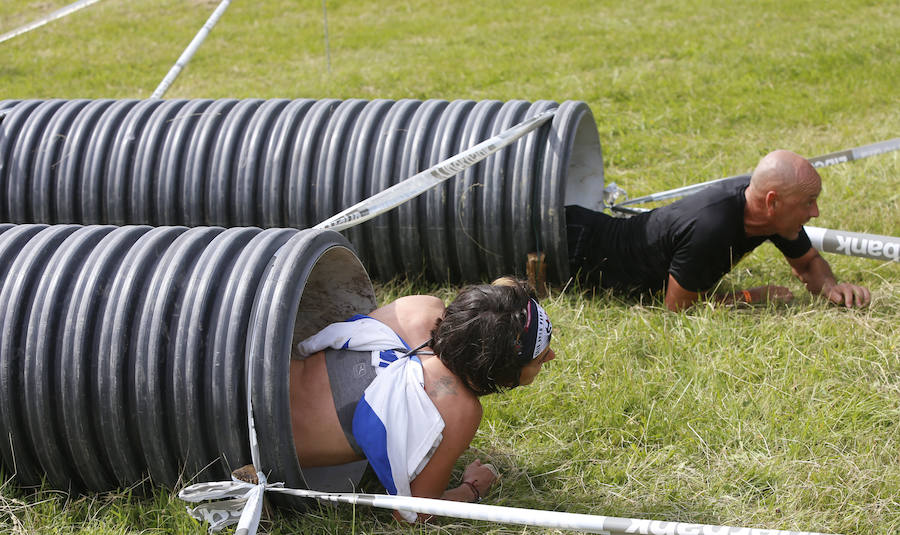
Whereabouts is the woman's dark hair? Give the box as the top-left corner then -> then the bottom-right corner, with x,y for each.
430,277 -> 538,396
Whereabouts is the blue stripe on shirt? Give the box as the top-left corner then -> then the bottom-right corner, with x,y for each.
352,397 -> 397,495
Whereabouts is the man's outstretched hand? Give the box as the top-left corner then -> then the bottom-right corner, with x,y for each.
821,282 -> 871,307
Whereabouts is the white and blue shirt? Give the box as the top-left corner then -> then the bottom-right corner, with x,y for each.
297,315 -> 444,521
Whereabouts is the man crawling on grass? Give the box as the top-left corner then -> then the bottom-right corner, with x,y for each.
566,150 -> 871,311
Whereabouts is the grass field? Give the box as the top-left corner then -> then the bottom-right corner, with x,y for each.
1,0 -> 898,534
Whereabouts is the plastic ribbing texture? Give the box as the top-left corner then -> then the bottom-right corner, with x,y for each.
0,98 -> 605,283
0,224 -> 376,500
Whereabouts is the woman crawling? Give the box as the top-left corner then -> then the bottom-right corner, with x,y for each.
289,277 -> 555,521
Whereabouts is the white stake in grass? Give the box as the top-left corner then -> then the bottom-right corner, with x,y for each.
0,0 -> 101,44
314,109 -> 556,232
615,137 -> 900,207
150,0 -> 233,99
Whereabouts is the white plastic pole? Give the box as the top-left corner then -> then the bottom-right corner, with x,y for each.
805,226 -> 900,263
314,109 -> 556,232
0,0 -> 101,44
616,137 -> 900,207
179,480 -> 839,535
150,0 -> 233,99
608,204 -> 649,216
615,173 -> 748,207
807,137 -> 900,168
269,487 -> 839,535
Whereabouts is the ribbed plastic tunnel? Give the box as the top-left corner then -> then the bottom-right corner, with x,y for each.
0,98 -> 605,283
0,223 -> 376,501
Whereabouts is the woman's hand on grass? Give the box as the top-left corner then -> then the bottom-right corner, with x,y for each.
462,459 -> 499,499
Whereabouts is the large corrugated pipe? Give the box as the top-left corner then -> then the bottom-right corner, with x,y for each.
0,98 -> 604,283
0,223 -> 376,500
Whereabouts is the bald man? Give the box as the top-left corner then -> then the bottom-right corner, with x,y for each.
566,150 -> 871,311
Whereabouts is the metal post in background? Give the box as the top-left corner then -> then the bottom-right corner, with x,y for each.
322,0 -> 331,72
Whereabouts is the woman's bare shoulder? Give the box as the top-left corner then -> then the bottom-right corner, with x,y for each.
369,295 -> 445,346
424,358 -> 482,431
384,295 -> 446,316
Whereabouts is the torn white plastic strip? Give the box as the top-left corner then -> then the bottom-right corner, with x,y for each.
181,481 -> 264,532
805,226 -> 900,263
150,0 -> 232,99
0,0 -> 101,44
314,109 -> 556,232
616,137 -> 900,207
233,480 -> 265,535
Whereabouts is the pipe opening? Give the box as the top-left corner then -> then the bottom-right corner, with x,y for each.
288,243 -> 376,493
562,114 -> 605,212
291,246 -> 376,355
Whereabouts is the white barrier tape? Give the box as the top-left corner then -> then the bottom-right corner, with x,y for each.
234,479 -> 265,535
180,479 -> 267,532
313,109 -> 556,232
179,479 -> 839,535
0,0 -> 101,44
616,137 -> 900,207
150,0 -> 232,99
806,226 -> 900,263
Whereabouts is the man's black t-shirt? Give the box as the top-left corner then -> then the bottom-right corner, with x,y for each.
566,177 -> 812,294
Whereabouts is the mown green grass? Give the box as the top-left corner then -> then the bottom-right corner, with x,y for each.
1,0 -> 898,533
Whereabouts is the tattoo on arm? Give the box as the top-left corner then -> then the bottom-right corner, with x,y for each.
429,376 -> 457,399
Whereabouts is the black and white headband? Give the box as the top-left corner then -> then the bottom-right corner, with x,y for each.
518,298 -> 552,361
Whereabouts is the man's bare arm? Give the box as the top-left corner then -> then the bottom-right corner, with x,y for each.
664,275 -> 701,311
786,248 -> 870,307
665,274 -> 795,311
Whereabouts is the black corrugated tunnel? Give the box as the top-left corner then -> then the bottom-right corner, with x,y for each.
0,98 -> 605,283
0,223 -> 376,505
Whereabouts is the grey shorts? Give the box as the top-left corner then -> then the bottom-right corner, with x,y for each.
324,348 -> 378,456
